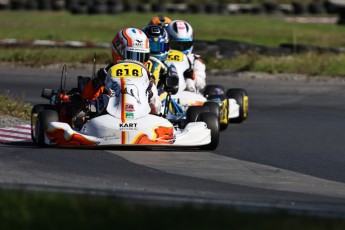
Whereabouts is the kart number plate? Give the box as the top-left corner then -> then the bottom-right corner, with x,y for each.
111,63 -> 143,78
166,50 -> 184,62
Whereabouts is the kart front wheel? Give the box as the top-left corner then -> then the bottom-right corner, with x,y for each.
31,104 -> 56,143
226,88 -> 249,123
35,110 -> 59,147
198,112 -> 220,150
186,106 -> 207,122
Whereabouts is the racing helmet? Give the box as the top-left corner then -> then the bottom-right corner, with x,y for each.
166,20 -> 193,55
142,25 -> 169,61
148,15 -> 172,28
111,28 -> 150,64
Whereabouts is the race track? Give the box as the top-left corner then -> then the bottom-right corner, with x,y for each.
1,65 -> 345,215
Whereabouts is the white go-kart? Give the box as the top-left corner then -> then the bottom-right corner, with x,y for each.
31,62 -> 220,150
162,50 -> 249,131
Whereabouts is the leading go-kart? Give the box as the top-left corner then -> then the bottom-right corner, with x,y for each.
164,50 -> 249,130
31,63 -> 220,150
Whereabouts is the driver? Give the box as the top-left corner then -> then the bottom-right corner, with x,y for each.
81,28 -> 161,115
142,24 -> 179,96
148,15 -> 172,28
166,20 -> 206,93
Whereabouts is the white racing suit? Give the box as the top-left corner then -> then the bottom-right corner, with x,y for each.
165,50 -> 206,93
187,53 -> 206,92
95,60 -> 161,117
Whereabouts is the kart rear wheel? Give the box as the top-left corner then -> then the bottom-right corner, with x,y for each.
203,84 -> 225,98
198,112 -> 220,150
35,110 -> 59,147
226,88 -> 249,123
31,104 -> 56,143
219,98 -> 229,131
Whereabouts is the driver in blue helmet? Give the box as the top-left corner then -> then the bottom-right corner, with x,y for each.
142,25 -> 179,96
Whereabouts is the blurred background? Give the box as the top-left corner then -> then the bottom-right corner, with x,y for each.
0,0 -> 342,20
1,0 -> 345,76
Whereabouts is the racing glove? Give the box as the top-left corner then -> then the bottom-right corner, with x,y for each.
146,74 -> 155,102
183,68 -> 194,80
161,65 -> 179,95
92,67 -> 107,90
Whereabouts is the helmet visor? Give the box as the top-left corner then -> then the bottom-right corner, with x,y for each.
150,41 -> 169,54
170,41 -> 193,52
124,51 -> 150,63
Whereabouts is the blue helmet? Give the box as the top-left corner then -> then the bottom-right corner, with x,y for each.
142,25 -> 169,61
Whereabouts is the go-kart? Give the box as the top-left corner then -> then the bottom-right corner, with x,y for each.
31,63 -> 220,150
164,50 -> 249,130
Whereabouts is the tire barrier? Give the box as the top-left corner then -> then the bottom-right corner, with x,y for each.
0,1 -> 336,16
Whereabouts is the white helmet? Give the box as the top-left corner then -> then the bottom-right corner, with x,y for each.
112,28 -> 150,64
166,20 -> 193,54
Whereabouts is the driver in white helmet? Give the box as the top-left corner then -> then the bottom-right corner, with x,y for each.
166,20 -> 206,93
81,28 -> 161,115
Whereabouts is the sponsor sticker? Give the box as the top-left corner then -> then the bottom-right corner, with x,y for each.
119,122 -> 138,130
125,112 -> 134,119
125,103 -> 135,112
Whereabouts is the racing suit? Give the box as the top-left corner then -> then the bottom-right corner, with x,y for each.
147,56 -> 179,97
165,50 -> 205,93
187,53 -> 206,93
81,60 -> 161,115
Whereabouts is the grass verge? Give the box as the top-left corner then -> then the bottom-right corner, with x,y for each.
0,94 -> 31,120
1,11 -> 344,47
0,189 -> 344,230
1,11 -> 345,76
206,53 -> 345,76
2,47 -> 345,76
0,47 -> 111,67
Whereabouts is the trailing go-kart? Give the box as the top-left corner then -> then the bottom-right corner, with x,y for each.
164,50 -> 249,130
31,62 -> 220,150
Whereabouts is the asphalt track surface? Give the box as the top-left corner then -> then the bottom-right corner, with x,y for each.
1,65 -> 345,216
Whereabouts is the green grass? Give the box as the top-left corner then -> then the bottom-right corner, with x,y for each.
1,11 -> 344,47
206,53 -> 345,76
0,94 -> 31,120
1,11 -> 345,76
0,47 -> 111,67
0,189 -> 344,230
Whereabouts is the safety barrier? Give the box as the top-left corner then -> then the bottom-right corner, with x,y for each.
0,0 -> 338,16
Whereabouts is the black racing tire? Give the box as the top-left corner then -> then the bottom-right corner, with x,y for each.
203,101 -> 220,118
31,104 -> 56,143
226,88 -> 249,123
34,110 -> 58,147
186,103 -> 219,123
198,112 -> 220,150
203,84 -> 225,98
186,106 -> 208,122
